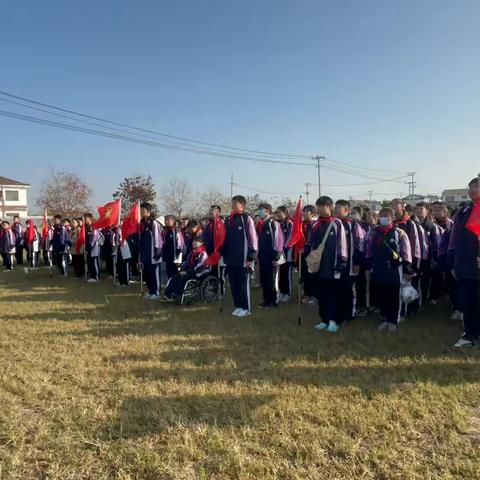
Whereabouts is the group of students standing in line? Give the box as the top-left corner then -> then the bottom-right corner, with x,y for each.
1,176 -> 479,349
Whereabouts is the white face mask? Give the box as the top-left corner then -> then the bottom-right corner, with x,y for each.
379,217 -> 390,226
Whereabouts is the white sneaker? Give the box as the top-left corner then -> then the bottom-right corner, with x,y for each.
453,337 -> 474,349
87,278 -> 98,283
232,308 -> 243,316
280,294 -> 292,303
377,321 -> 389,331
307,297 -> 317,305
450,310 -> 463,321
301,297 -> 311,304
236,309 -> 251,317
277,293 -> 285,303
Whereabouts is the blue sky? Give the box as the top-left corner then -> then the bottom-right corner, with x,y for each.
1,0 -> 479,210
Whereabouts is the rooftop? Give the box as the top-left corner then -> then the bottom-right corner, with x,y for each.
0,176 -> 30,186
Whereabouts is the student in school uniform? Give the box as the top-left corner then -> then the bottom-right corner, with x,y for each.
69,217 -> 85,278
334,199 -> 366,323
203,205 -> 226,292
415,202 -> 443,306
24,219 -> 40,268
184,219 -> 203,257
51,214 -> 70,277
300,204 -> 317,305
139,202 -> 164,299
275,205 -> 293,303
162,214 -> 185,280
11,216 -> 24,265
432,201 -> 460,319
365,207 -> 413,331
257,203 -> 284,308
114,226 -> 131,286
42,220 -> 53,267
448,177 -> 480,348
102,226 -> 117,277
0,221 -> 15,271
163,236 -> 210,300
84,213 -> 101,282
352,206 -> 370,316
221,195 -> 258,317
391,198 -> 421,315
307,196 -> 348,333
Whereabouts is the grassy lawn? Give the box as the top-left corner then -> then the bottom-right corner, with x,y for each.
1,269 -> 480,479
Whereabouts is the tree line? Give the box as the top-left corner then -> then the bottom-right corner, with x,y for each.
35,170 -> 296,219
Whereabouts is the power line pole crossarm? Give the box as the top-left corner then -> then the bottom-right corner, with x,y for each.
313,155 -> 326,197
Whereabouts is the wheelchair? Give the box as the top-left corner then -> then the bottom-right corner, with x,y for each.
167,273 -> 221,306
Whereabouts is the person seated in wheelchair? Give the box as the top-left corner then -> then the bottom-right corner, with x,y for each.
163,236 -> 210,301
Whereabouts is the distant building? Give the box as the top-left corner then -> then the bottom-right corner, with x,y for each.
0,176 -> 30,220
441,189 -> 469,208
402,194 -> 441,205
348,198 -> 382,212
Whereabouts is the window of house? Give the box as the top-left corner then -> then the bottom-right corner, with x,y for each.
5,190 -> 19,201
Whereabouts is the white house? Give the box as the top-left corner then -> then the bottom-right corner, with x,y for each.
441,189 -> 469,208
0,176 -> 30,220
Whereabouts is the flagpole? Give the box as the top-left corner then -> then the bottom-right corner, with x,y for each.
113,199 -> 121,288
297,251 -> 302,326
138,199 -> 144,297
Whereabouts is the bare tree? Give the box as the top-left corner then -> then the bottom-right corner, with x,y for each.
113,175 -> 157,217
196,187 -> 231,216
159,178 -> 193,218
36,170 -> 92,218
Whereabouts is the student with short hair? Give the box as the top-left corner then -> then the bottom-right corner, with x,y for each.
84,213 -> 101,282
162,214 -> 185,280
334,199 -> 366,323
0,221 -> 15,271
275,205 -> 293,303
24,219 -> 40,268
139,203 -> 164,298
69,217 -> 85,278
365,207 -> 413,331
257,203 -> 284,308
11,216 -> 24,265
222,195 -> 258,317
51,214 -> 70,277
184,219 -> 202,257
163,236 -> 210,300
391,198 -> 421,315
432,201 -> 460,318
448,177 -> 480,348
301,205 -> 317,305
307,196 -> 348,333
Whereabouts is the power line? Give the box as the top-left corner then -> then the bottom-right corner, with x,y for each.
0,90 -> 312,159
323,156 -> 405,175
0,109 -> 318,167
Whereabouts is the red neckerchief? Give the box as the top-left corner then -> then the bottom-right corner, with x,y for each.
343,217 -> 353,223
396,215 -> 410,225
188,245 -> 205,268
229,211 -> 243,222
376,224 -> 395,244
256,219 -> 265,234
302,220 -> 312,235
312,216 -> 334,231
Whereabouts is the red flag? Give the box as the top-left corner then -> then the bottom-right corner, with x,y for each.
92,200 -> 121,230
466,202 -> 480,236
41,208 -> 49,241
121,202 -> 141,244
288,197 -> 305,258
76,222 -> 86,252
26,219 -> 36,246
206,214 -> 227,266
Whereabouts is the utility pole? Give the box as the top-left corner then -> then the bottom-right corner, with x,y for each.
406,171 -> 416,206
312,155 -> 325,197
368,190 -> 373,210
304,182 -> 311,204
230,173 -> 234,198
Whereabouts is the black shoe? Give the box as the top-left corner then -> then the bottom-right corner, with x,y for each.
257,302 -> 277,308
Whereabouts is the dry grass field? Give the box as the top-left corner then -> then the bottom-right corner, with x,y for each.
1,269 -> 480,479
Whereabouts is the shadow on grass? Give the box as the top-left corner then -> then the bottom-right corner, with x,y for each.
102,393 -> 275,439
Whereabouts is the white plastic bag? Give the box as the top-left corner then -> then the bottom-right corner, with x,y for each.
401,280 -> 419,305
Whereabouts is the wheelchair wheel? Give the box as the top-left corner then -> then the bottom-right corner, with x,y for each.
181,279 -> 199,305
199,275 -> 220,303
